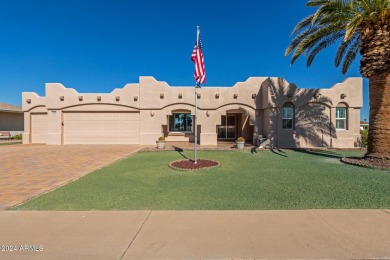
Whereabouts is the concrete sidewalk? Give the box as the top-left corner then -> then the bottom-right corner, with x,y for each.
1,210 -> 390,259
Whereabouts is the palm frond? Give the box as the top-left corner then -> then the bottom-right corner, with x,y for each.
290,25 -> 344,64
335,33 -> 358,66
307,31 -> 344,66
285,27 -> 318,56
311,0 -> 354,24
291,14 -> 315,35
345,14 -> 364,40
341,38 -> 361,74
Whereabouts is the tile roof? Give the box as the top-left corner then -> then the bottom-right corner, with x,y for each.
0,102 -> 22,112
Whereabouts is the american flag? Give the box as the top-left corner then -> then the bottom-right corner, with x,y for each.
191,28 -> 206,84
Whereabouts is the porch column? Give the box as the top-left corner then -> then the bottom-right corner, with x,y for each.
199,110 -> 217,145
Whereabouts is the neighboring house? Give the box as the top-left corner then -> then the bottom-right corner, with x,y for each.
22,76 -> 362,148
360,121 -> 369,131
0,102 -> 24,135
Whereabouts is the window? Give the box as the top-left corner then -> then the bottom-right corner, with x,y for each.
336,107 -> 347,130
282,103 -> 294,129
169,113 -> 193,132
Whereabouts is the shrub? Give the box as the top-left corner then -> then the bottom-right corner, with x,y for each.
12,134 -> 22,140
158,136 -> 165,141
360,129 -> 368,148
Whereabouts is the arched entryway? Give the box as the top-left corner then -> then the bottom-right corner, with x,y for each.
217,108 -> 254,141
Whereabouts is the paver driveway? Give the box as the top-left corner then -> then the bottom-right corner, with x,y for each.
0,144 -> 141,210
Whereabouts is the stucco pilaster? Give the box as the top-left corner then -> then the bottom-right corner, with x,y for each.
22,112 -> 30,144
139,110 -> 165,145
46,110 -> 62,145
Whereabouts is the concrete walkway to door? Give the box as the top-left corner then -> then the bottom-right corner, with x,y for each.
0,144 -> 141,210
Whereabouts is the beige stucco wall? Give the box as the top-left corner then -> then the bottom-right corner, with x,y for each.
22,76 -> 363,147
262,77 -> 362,148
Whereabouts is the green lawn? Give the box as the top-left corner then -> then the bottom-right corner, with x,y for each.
14,149 -> 390,210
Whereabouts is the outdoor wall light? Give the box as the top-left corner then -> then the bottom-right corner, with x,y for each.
341,93 -> 347,99
97,96 -> 101,101
234,94 -> 238,99
26,99 -> 31,104
215,93 -> 219,99
78,96 -> 83,101
197,93 -> 201,99
150,111 -> 154,117
160,93 -> 164,99
252,94 -> 256,99
115,96 -> 120,101
134,96 -> 138,101
59,96 -> 64,101
206,111 -> 210,117
178,93 -> 182,99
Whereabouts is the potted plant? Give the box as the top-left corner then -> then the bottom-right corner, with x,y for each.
156,136 -> 166,149
236,137 -> 245,149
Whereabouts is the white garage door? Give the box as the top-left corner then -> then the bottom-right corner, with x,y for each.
31,113 -> 48,144
64,112 -> 140,144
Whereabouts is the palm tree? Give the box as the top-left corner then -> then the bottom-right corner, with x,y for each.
285,0 -> 390,161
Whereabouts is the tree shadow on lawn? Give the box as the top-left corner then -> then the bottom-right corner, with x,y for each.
293,148 -> 343,159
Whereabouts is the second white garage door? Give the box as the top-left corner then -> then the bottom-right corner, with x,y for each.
63,112 -> 140,144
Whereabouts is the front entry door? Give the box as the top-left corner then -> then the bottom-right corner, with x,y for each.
217,115 -> 236,139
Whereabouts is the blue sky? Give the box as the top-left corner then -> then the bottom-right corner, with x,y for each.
0,0 -> 369,120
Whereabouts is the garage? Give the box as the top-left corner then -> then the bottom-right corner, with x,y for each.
31,113 -> 48,144
63,112 -> 140,144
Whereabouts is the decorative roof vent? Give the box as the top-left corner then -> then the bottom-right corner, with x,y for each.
197,93 -> 201,99
26,99 -> 31,104
178,93 -> 182,99
97,96 -> 101,101
341,93 -> 347,99
286,91 -> 294,98
134,96 -> 138,101
160,93 -> 164,99
313,93 -> 321,99
215,93 -> 219,99
78,96 -> 83,101
252,94 -> 256,99
59,96 -> 64,101
115,96 -> 120,101
234,94 -> 238,99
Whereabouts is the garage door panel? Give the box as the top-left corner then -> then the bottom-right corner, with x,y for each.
31,113 -> 48,144
64,112 -> 139,144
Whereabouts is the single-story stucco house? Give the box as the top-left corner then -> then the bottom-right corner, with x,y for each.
0,102 -> 24,135
22,76 -> 362,148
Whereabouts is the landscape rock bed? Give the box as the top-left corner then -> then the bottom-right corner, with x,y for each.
341,156 -> 390,169
169,159 -> 220,171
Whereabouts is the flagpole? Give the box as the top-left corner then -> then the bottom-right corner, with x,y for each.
194,26 -> 200,164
